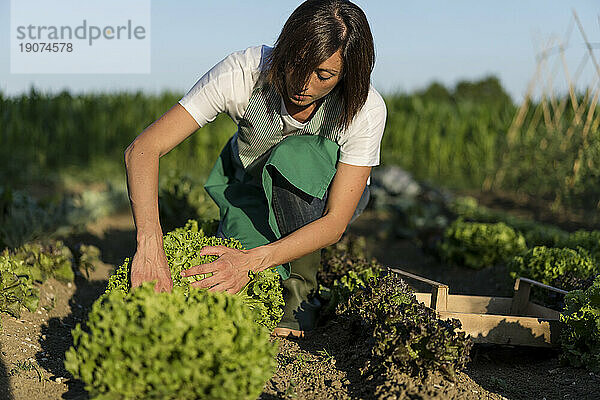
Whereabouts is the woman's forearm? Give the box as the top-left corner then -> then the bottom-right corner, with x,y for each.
248,213 -> 344,272
124,144 -> 164,246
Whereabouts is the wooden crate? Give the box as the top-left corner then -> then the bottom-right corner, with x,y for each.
390,268 -> 568,347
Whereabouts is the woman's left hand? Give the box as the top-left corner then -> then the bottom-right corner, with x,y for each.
180,245 -> 262,294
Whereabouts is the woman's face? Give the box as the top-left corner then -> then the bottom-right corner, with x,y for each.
286,49 -> 343,107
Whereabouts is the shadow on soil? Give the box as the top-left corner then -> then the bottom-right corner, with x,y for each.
35,273 -> 106,400
62,227 -> 136,267
34,225 -> 135,399
0,357 -> 14,400
465,345 -> 560,400
466,337 -> 600,400
465,343 -> 600,400
294,320 -> 376,399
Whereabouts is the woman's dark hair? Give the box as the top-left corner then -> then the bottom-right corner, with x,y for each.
265,0 -> 375,130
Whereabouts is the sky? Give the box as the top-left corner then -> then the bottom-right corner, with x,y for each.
1,0 -> 599,103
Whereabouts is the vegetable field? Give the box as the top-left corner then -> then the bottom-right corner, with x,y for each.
1,79 -> 599,399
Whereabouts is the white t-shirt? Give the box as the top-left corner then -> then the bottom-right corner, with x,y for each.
178,45 -> 387,167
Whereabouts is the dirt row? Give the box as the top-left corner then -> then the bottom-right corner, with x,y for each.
0,209 -> 598,399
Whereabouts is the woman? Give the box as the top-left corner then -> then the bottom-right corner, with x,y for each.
124,0 -> 386,338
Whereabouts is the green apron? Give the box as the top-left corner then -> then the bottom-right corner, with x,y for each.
204,134 -> 340,280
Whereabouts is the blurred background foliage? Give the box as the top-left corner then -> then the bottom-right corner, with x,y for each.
1,75 -> 598,217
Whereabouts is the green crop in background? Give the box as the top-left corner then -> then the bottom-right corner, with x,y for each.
437,219 -> 528,269
0,238 -> 75,325
2,76 -> 598,217
508,246 -> 598,285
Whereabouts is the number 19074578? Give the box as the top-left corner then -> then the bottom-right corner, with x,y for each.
19,42 -> 73,52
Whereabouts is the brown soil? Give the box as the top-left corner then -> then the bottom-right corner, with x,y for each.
0,210 -> 135,400
0,200 -> 599,399
347,210 -> 516,298
0,261 -> 113,400
261,321 -> 503,400
454,189 -> 600,232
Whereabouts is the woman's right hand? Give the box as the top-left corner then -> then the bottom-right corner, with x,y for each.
124,103 -> 200,293
130,245 -> 173,293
